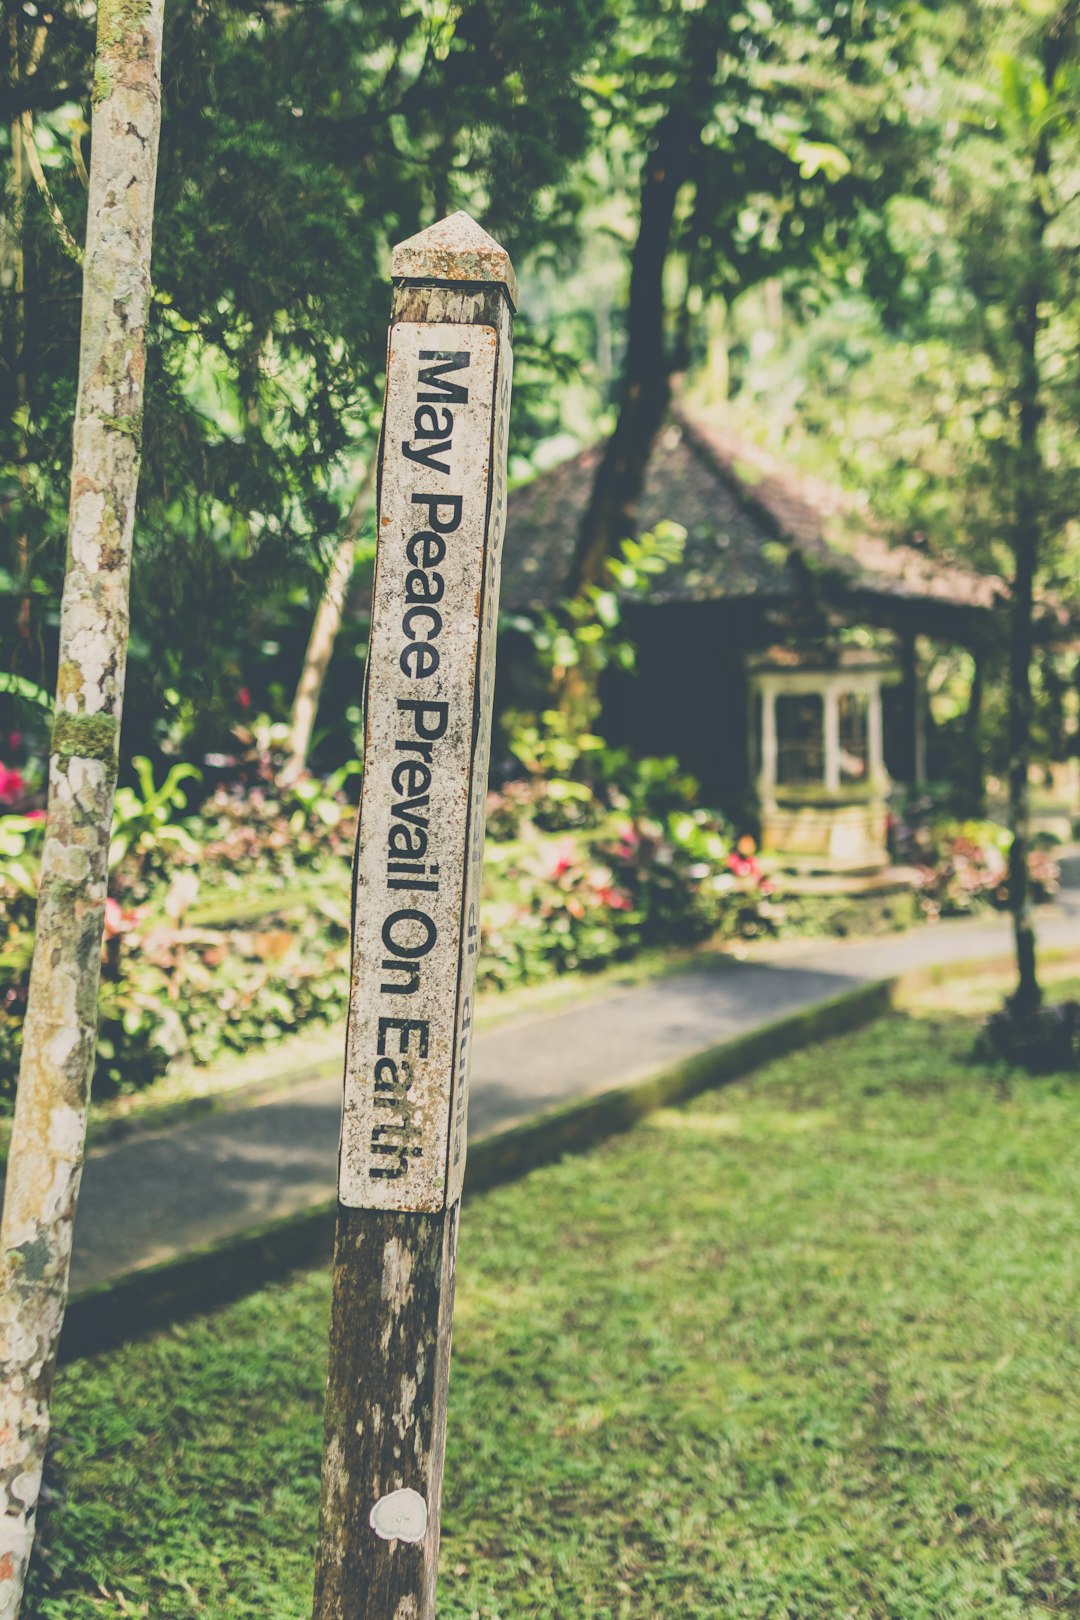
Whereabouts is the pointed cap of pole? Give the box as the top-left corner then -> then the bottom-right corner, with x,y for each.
391,211 -> 518,311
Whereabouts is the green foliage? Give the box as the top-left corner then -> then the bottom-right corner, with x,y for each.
891,811 -> 1061,920
2,0 -> 606,744
93,898 -> 352,1098
746,2 -> 1080,597
31,1003 -> 1080,1615
109,756 -> 202,875
0,674 -> 52,713
505,521 -> 687,774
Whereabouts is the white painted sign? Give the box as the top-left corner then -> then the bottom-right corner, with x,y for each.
339,319 -> 511,1212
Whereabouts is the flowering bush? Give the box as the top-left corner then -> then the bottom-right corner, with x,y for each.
0,713 -> 366,1104
476,804 -> 770,995
110,724 -> 360,905
891,814 -> 1060,919
93,897 -> 351,1097
601,811 -> 755,943
1,710 -> 784,1107
479,836 -> 632,989
1,810 -> 352,1106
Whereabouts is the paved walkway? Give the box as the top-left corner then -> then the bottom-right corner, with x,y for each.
66,866 -> 1080,1293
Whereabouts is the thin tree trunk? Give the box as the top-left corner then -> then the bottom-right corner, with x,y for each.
1008,279 -> 1041,1015
1004,10 -> 1073,1017
281,457 -> 377,783
0,0 -> 165,1607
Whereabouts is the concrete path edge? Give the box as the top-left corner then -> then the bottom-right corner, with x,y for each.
65,942 -> 1078,1364
60,974 -> 903,1363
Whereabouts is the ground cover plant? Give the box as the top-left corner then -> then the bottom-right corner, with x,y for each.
28,994 -> 1080,1617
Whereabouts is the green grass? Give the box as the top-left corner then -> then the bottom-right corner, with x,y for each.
32,1002 -> 1080,1618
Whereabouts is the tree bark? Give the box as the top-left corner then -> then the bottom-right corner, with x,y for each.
0,0 -> 165,1608
282,457 -> 377,784
1008,257 -> 1042,1017
9,11 -> 30,653
1004,9 -> 1076,1017
565,102 -> 704,599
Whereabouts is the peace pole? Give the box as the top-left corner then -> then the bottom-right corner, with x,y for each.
311,213 -> 515,1620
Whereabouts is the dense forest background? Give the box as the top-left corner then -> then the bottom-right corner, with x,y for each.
3,0 -> 1079,787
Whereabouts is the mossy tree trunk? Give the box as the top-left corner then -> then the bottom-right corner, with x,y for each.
0,0 -> 165,1609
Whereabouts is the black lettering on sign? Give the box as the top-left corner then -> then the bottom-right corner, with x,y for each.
400,642 -> 439,679
410,493 -> 462,533
396,698 -> 448,740
416,350 -> 471,404
402,355 -> 469,474
377,1016 -> 430,1057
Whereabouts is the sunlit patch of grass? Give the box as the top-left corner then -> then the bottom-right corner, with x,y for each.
898,961 -> 1080,1020
31,1003 -> 1080,1618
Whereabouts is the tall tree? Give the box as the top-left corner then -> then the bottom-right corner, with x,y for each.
739,0 -> 1080,1014
1000,0 -> 1077,1015
2,0 -> 604,758
567,0 -> 906,597
0,0 -> 165,1608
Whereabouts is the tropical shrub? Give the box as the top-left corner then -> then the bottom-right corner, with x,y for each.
891,814 -> 1061,919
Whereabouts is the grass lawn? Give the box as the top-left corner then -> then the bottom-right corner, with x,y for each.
30,993 -> 1080,1618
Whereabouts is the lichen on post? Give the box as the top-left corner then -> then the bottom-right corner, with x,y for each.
0,0 -> 166,1609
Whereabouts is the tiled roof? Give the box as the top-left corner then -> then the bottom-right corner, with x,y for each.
500,408 -> 1005,616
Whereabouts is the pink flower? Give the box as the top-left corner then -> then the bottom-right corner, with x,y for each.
103,897 -> 140,939
596,885 -> 631,911
7,732 -> 23,750
24,809 -> 46,823
0,764 -> 25,804
238,687 -> 251,710
549,837 -> 578,879
728,851 -> 757,879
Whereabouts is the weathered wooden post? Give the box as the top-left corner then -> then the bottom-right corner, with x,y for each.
311,213 -> 515,1620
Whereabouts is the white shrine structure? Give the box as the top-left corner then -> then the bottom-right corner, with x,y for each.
748,647 -> 893,870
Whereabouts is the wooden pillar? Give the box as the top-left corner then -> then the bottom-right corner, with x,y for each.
759,681 -> 777,807
824,684 -> 840,791
311,213 -> 515,1620
898,631 -> 922,786
868,680 -> 885,785
914,656 -> 927,787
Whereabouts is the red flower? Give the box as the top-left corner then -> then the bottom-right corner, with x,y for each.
0,763 -> 25,804
596,885 -> 631,911
728,850 -> 762,880
237,687 -> 252,710
24,809 -> 46,823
